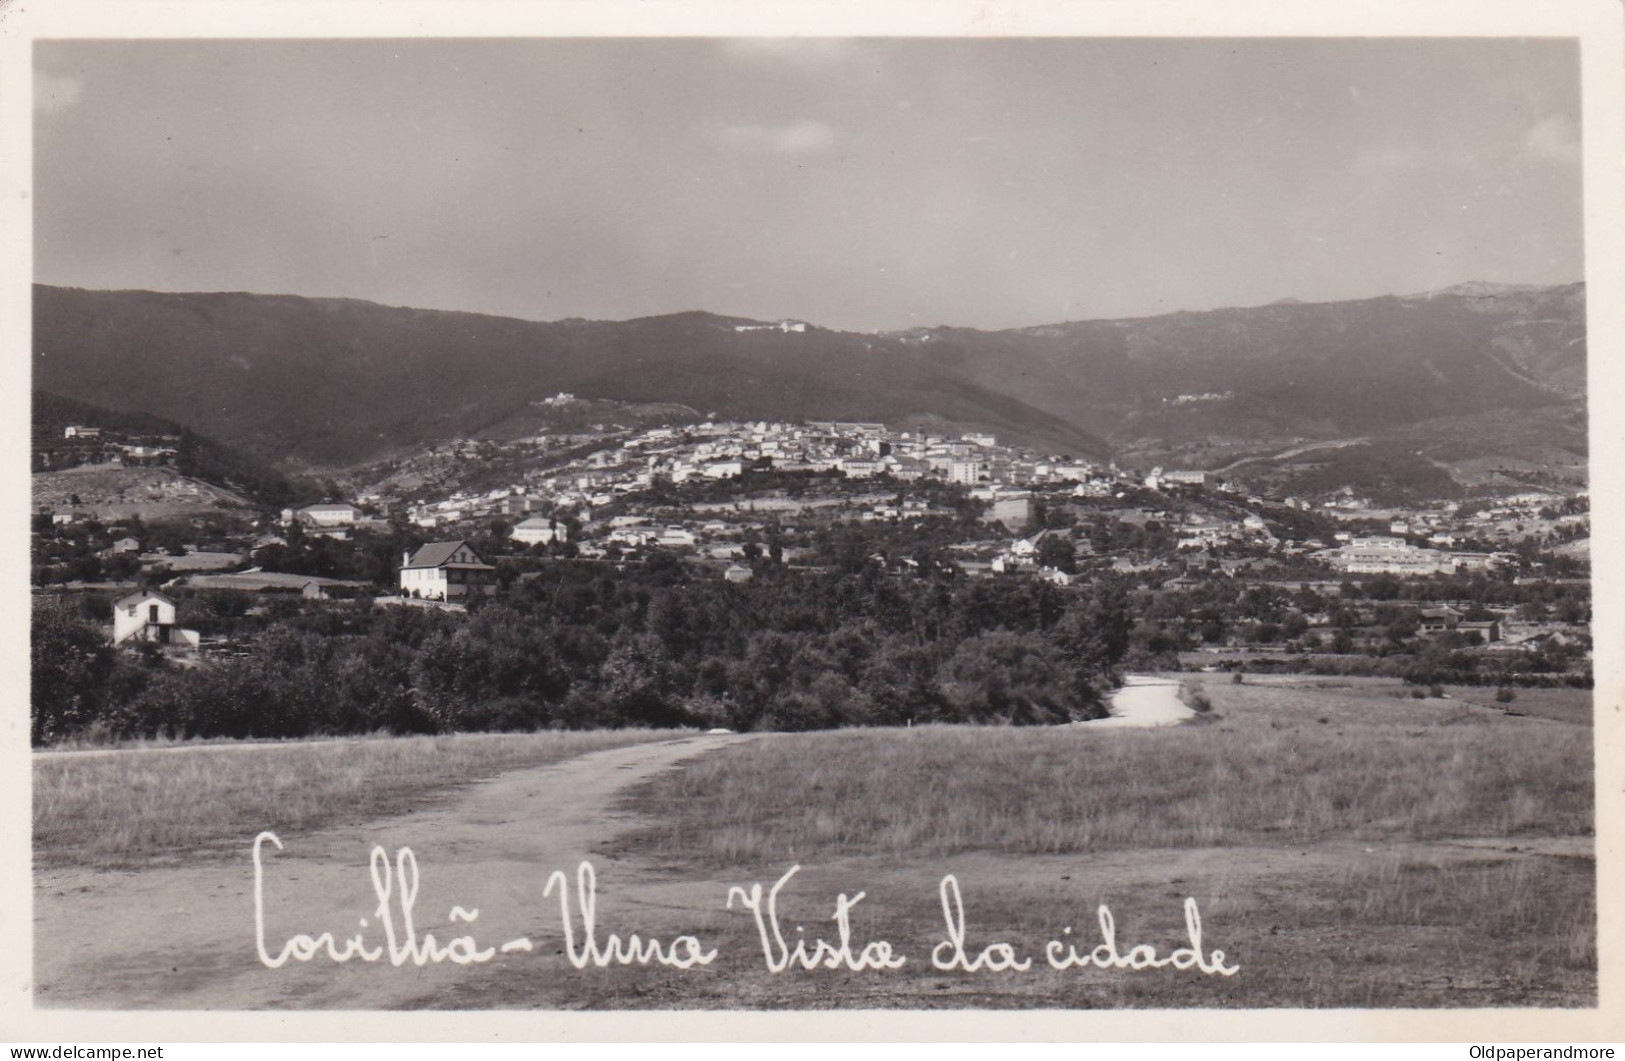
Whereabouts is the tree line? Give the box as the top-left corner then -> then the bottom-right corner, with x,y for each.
31,557 -> 1133,745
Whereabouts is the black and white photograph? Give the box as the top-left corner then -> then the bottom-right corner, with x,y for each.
7,0 -> 1623,1041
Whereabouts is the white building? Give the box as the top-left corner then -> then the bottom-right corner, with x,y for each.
510,518 -> 567,546
948,459 -> 986,485
399,541 -> 497,601
656,527 -> 697,548
1334,536 -> 1455,576
111,590 -> 200,650
286,503 -> 362,528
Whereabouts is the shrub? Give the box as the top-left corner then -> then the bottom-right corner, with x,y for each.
1495,685 -> 1517,704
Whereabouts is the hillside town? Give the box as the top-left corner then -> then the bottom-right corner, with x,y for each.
32,405 -> 1591,708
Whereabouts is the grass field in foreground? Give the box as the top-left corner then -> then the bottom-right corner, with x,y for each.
615,698 -> 1591,866
564,677 -> 1594,1009
34,729 -> 676,870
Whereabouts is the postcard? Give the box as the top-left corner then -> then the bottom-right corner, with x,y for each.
3,0 -> 1621,1044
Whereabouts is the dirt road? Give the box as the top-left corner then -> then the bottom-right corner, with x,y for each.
1080,675 -> 1196,729
33,735 -> 747,1009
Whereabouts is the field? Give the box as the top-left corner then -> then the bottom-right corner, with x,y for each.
447,676 -> 1596,1009
31,462 -> 252,520
32,678 -> 1595,1010
33,729 -> 675,870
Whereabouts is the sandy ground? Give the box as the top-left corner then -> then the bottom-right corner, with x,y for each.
1080,675 -> 1196,729
33,735 -> 747,1009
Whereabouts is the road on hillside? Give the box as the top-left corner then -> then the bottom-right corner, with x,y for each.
32,735 -> 747,1009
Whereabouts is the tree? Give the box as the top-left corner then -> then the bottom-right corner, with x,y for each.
31,599 -> 120,744
1036,533 -> 1077,574
600,633 -> 686,726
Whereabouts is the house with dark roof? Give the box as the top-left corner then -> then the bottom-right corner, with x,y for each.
1419,606 -> 1463,634
399,541 -> 496,601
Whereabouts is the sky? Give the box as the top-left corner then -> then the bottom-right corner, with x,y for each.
33,37 -> 1583,332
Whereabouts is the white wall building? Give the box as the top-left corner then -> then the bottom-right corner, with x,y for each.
399,541 -> 497,600
287,503 -> 361,528
111,590 -> 200,650
510,518 -> 567,546
1335,536 -> 1455,576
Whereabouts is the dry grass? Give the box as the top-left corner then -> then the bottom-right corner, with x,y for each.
1193,675 -> 1594,728
574,681 -> 1595,1008
1442,684 -> 1594,725
617,719 -> 1591,867
1335,853 -> 1596,979
34,677 -> 1597,1008
34,729 -> 676,869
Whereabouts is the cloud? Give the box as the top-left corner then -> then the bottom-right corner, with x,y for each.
714,120 -> 837,155
34,69 -> 83,114
1523,114 -> 1580,165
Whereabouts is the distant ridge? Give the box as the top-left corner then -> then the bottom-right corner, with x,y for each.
32,285 -> 1107,467
32,281 -> 1584,474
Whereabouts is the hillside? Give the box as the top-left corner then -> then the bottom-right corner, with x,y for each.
32,462 -> 255,522
900,282 -> 1585,456
32,390 -> 301,508
32,282 -> 1585,481
32,287 -> 1106,467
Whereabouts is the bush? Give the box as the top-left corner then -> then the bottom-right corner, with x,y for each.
1495,685 -> 1517,704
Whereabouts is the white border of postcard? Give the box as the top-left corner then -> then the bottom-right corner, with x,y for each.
1,0 -> 1621,1044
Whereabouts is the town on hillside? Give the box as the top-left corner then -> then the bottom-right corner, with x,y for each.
31,407 -> 1591,743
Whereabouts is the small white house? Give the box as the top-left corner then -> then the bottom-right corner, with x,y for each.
399,540 -> 496,601
111,590 -> 200,650
292,503 -> 362,528
655,526 -> 697,548
510,517 -> 567,546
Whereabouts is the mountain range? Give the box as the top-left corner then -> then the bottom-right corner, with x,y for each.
32,281 -> 1586,488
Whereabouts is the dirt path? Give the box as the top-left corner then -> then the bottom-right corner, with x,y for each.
1080,675 -> 1196,729
33,734 -> 748,1009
